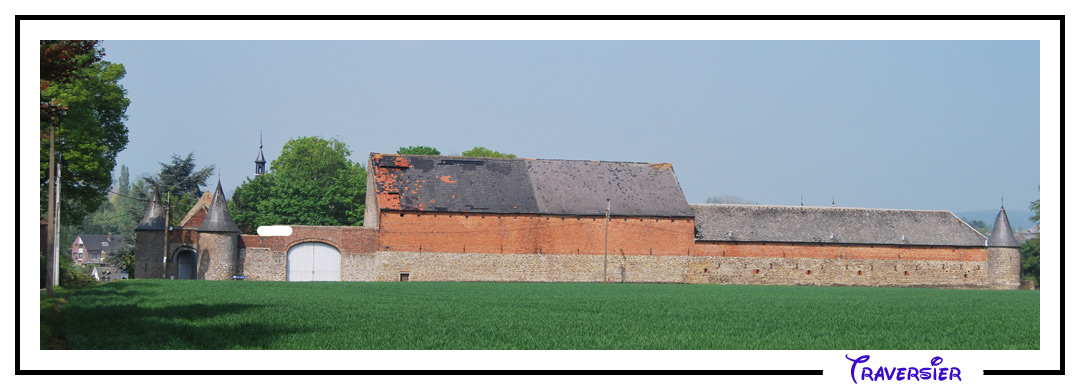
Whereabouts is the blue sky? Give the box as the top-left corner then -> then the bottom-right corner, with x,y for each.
99,40 -> 1040,219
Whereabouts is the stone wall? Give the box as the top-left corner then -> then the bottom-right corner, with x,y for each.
987,247 -> 1021,290
198,232 -> 238,280
344,252 -> 988,287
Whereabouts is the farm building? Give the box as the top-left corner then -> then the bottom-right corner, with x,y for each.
134,153 -> 1021,289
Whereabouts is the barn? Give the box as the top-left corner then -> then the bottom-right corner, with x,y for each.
133,153 -> 1021,289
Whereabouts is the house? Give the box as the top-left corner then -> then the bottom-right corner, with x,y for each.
71,234 -> 119,266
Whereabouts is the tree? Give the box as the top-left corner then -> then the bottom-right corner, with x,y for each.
1030,199 -> 1040,224
144,153 -> 215,198
40,40 -> 104,90
229,136 -> 366,233
40,43 -> 130,226
143,153 -> 215,226
705,195 -> 759,205
1020,237 -> 1039,288
961,218 -> 991,236
461,146 -> 516,159
397,145 -> 441,155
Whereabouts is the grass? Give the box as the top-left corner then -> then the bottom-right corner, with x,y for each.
54,280 -> 1039,350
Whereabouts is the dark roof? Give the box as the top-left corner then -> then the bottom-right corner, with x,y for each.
370,154 -> 693,217
987,207 -> 1021,247
77,234 -> 119,253
691,204 -> 988,247
134,188 -> 166,231
196,181 -> 240,233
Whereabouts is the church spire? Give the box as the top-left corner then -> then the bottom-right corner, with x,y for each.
255,131 -> 266,177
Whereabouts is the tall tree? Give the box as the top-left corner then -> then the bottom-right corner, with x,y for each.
229,136 -> 366,233
144,153 -> 215,198
461,146 -> 516,159
397,145 -> 441,155
40,40 -> 104,90
40,43 -> 130,225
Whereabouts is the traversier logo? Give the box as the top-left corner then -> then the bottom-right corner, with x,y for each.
845,355 -> 962,384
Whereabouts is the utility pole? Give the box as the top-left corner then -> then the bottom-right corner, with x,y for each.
163,191 -> 170,279
42,100 -> 65,297
604,198 -> 610,283
52,157 -> 61,289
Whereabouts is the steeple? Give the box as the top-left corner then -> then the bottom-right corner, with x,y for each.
255,131 -> 266,177
196,180 -> 241,233
987,206 -> 1021,248
135,186 -> 166,231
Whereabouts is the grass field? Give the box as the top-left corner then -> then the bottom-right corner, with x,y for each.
54,280 -> 1039,350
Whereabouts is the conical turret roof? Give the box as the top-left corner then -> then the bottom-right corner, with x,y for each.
135,187 -> 167,231
196,180 -> 241,233
987,206 -> 1021,247
255,144 -> 266,164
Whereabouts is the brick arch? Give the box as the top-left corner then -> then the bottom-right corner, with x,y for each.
285,239 -> 342,253
171,245 -> 197,259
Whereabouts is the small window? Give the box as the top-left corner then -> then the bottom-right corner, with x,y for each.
857,270 -> 863,276
101,242 -> 109,247
399,272 -> 410,282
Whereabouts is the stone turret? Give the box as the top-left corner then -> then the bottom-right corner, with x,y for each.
134,187 -> 167,279
195,180 -> 241,280
986,206 -> 1021,289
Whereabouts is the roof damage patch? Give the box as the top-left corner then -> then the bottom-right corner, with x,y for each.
368,153 -> 691,217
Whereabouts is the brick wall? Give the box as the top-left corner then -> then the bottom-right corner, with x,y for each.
377,211 -> 695,255
235,225 -> 379,281
693,241 -> 986,262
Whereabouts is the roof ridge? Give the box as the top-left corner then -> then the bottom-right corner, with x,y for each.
689,203 -> 954,213
371,152 -> 672,166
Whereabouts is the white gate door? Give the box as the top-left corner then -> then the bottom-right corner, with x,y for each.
287,242 -> 341,281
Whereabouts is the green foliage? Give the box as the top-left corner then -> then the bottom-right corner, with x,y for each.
461,146 -> 516,159
63,165 -> 147,267
61,281 -> 1039,349
1021,237 -> 1039,288
230,136 -> 366,233
40,45 -> 130,225
397,145 -> 441,155
1030,199 -> 1039,223
145,153 -> 215,199
705,195 -> 759,205
58,253 -> 96,289
962,218 -> 992,236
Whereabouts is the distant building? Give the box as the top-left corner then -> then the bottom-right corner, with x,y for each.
71,234 -> 119,266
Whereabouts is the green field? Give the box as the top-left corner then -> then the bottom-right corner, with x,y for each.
52,280 -> 1039,350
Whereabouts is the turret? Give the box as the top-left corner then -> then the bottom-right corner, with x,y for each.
196,180 -> 241,280
133,187 -> 167,278
255,133 -> 266,177
986,206 -> 1021,289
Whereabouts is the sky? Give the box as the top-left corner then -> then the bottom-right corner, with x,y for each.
97,40 -> 1040,220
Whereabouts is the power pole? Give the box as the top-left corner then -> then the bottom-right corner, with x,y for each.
42,100 -> 65,297
604,198 -> 610,283
163,191 -> 170,279
52,157 -> 61,289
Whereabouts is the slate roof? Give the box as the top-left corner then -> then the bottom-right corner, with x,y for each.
196,181 -> 240,233
134,188 -> 166,231
77,234 -> 119,253
987,207 -> 1021,247
691,204 -> 988,247
370,154 -> 693,217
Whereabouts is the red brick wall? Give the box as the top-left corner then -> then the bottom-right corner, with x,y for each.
240,225 -> 378,253
378,211 -> 985,262
169,228 -> 199,245
378,211 -> 696,255
693,241 -> 985,261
